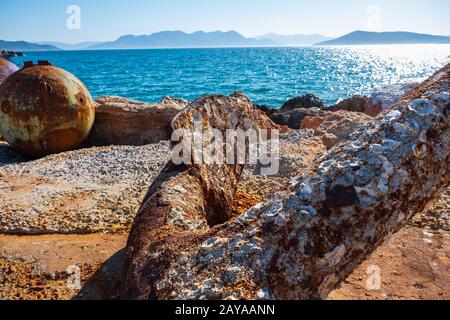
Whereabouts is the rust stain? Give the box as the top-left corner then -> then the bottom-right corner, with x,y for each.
44,128 -> 84,154
0,65 -> 95,157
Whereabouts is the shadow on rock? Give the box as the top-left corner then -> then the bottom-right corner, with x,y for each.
75,249 -> 126,300
0,142 -> 31,168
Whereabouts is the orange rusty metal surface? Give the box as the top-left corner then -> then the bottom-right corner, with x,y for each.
0,65 -> 95,157
0,58 -> 19,85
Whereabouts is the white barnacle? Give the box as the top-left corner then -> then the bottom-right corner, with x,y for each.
298,178 -> 313,201
168,208 -> 184,221
369,144 -> 387,155
408,99 -> 437,117
155,280 -> 169,291
432,92 -> 450,104
406,117 -> 421,134
318,159 -> 336,174
224,294 -> 239,301
412,144 -> 428,158
336,172 -> 355,187
262,201 -> 284,222
168,208 -> 200,230
202,278 -> 213,288
247,226 -> 260,237
322,244 -> 346,267
284,260 -> 306,285
285,194 -> 301,210
384,110 -> 402,123
222,266 -> 242,286
391,173 -> 404,193
303,205 -> 317,217
239,202 -> 267,223
355,184 -> 378,207
177,254 -> 189,265
378,174 -> 390,194
172,185 -> 188,194
337,159 -> 360,169
201,237 -> 224,249
256,288 -> 271,300
237,239 -> 263,259
356,167 -> 374,185
423,91 -> 434,98
347,140 -> 364,152
419,131 -> 428,143
229,235 -> 245,251
382,158 -> 394,176
393,123 -> 410,136
274,210 -> 290,226
382,139 -> 401,152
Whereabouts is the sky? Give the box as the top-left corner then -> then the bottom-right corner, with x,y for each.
1,0 -> 449,43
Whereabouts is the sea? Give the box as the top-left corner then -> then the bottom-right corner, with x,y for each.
10,44 -> 450,107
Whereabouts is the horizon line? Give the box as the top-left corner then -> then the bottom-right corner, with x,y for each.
3,29 -> 450,45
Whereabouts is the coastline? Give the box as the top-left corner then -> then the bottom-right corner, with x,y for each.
0,62 -> 449,300
0,50 -> 24,59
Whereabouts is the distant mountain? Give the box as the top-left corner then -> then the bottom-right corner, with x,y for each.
0,40 -> 59,51
316,31 -> 450,45
256,33 -> 332,46
89,31 -> 277,49
38,41 -> 102,50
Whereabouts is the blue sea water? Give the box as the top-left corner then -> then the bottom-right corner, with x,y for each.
11,45 -> 450,107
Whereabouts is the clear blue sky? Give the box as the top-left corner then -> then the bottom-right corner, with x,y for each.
1,0 -> 449,43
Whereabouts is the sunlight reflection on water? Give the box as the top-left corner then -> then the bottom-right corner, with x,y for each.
12,44 -> 450,107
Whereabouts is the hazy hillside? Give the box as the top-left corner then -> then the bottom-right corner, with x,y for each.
38,41 -> 102,50
89,31 -> 277,49
316,31 -> 450,45
257,33 -> 331,46
0,40 -> 59,51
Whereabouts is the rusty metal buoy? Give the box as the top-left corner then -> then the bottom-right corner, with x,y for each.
0,62 -> 95,157
0,58 -> 19,85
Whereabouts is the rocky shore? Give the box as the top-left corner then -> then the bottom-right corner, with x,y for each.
0,51 -> 24,59
0,64 -> 448,300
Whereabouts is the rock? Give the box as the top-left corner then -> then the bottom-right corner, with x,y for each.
121,63 -> 449,300
2,139 -> 449,301
280,94 -> 325,112
1,82 -> 448,300
253,104 -> 278,116
328,96 -> 370,113
86,96 -> 187,146
234,129 -> 326,219
121,92 -> 279,299
366,83 -> 417,116
0,64 -> 95,157
0,142 -> 170,234
300,110 -> 372,149
270,130 -> 325,178
0,51 -> 23,59
270,107 -> 327,130
160,96 -> 189,107
410,187 -> 450,233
